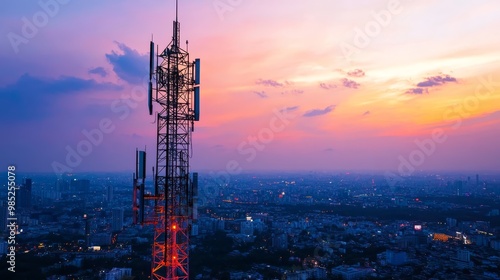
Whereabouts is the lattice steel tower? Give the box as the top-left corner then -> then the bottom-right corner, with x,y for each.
133,1 -> 200,279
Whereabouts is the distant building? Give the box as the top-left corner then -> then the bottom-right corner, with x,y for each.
491,240 -> 500,250
446,218 -> 457,228
313,268 -> 327,279
433,233 -> 451,242
104,267 -> 132,280
454,180 -> 463,196
91,233 -> 112,246
107,185 -> 114,202
398,234 -> 426,248
456,249 -> 470,262
56,178 -> 69,192
487,209 -> 499,216
385,250 -> 408,266
286,268 -> 327,280
215,219 -> 225,231
394,197 -> 408,207
272,233 -> 288,250
191,224 -> 199,236
331,265 -> 373,280
84,214 -> 91,247
0,202 -> 8,231
70,179 -> 90,193
472,234 -> 491,247
0,241 -> 8,255
452,249 -> 473,268
112,208 -> 124,231
18,178 -> 32,209
240,220 -> 254,236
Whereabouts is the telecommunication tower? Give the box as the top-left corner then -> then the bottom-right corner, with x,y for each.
133,1 -> 200,279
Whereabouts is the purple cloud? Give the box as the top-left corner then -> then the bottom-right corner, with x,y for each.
406,88 -> 429,94
347,69 -> 365,78
416,74 -> 457,87
106,42 -> 148,84
89,67 -> 107,77
253,91 -> 268,98
280,106 -> 299,113
281,89 -> 304,95
0,73 -> 122,121
303,105 -> 336,117
256,79 -> 284,87
319,83 -> 337,90
341,78 -> 360,89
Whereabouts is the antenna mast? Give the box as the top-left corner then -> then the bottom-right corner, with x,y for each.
133,0 -> 201,279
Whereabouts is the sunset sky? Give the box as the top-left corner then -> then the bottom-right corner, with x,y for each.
1,0 -> 500,175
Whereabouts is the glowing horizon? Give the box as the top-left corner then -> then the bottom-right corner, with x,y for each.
1,0 -> 499,174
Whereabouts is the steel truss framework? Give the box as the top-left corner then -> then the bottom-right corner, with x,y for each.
150,19 -> 196,280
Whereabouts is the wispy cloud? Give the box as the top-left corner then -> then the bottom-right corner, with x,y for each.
89,67 -> 107,77
341,78 -> 360,89
281,89 -> 304,95
347,69 -> 365,78
405,74 -> 457,94
416,74 -> 457,87
253,91 -> 268,98
362,110 -> 371,116
405,88 -> 429,95
280,106 -> 299,113
303,105 -> 335,117
319,83 -> 337,90
256,78 -> 284,87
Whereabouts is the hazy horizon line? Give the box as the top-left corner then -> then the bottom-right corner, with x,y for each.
11,169 -> 500,176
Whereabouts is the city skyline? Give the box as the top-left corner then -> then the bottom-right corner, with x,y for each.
1,171 -> 499,279
1,0 -> 500,174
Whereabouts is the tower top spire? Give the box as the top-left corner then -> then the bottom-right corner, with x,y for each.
176,0 -> 178,22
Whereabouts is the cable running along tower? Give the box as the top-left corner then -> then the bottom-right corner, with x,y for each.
133,1 -> 200,279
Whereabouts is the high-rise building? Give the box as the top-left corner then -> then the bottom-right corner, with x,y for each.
215,219 -> 225,231
56,178 -> 69,192
0,202 -> 8,232
112,208 -> 124,232
18,179 -> 32,209
191,224 -> 199,236
446,217 -> 457,228
84,214 -> 91,247
70,179 -> 90,193
107,185 -> 114,202
454,180 -> 463,196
